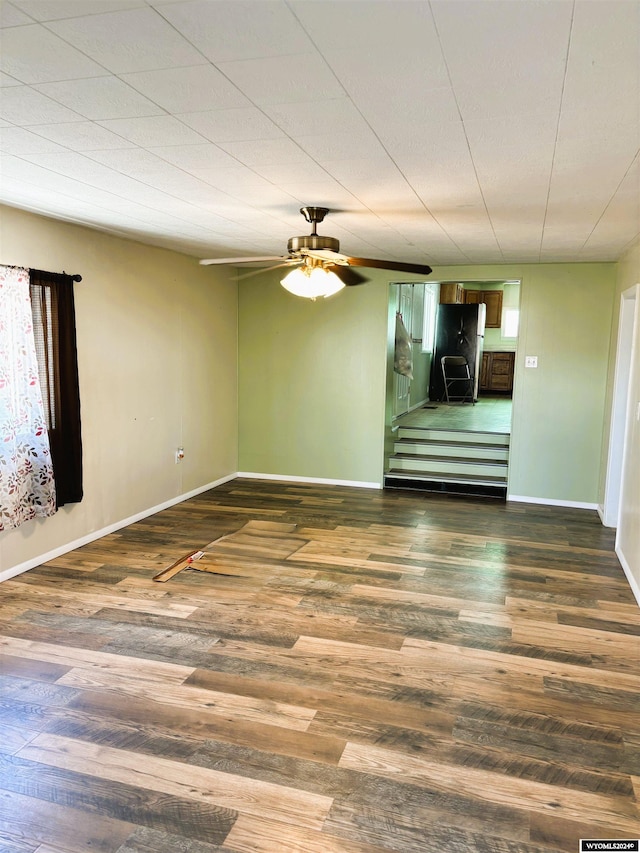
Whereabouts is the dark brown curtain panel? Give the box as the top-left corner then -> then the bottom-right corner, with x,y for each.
29,269 -> 83,507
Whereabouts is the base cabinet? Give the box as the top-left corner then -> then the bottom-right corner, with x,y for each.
480,351 -> 515,392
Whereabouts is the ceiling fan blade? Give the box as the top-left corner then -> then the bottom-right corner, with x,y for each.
302,248 -> 350,265
327,264 -> 368,286
237,260 -> 302,280
345,257 -> 433,275
199,255 -> 287,266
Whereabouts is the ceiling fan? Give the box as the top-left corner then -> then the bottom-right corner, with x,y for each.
199,207 -> 433,299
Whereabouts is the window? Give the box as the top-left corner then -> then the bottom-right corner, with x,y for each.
501,307 -> 520,339
500,281 -> 521,339
421,283 -> 438,353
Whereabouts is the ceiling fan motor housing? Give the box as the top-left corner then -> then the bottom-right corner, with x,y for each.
289,205 -> 339,254
288,233 -> 340,254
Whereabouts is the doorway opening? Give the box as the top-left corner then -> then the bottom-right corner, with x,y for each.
385,280 -> 521,497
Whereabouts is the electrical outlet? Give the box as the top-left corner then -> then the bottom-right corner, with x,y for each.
175,447 -> 184,463
525,356 -> 538,368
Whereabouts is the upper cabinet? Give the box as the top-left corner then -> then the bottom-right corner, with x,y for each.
464,289 -> 503,327
439,282 -> 465,304
438,283 -> 509,329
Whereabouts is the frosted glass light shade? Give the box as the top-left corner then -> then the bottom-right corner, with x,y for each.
280,266 -> 345,299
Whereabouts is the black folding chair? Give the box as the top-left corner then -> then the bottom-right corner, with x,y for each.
441,355 -> 475,404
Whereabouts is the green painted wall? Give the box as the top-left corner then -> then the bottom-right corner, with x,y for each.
238,271 -> 388,485
238,261 -> 616,503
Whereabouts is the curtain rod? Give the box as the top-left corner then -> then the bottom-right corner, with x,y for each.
3,264 -> 82,282
31,267 -> 82,282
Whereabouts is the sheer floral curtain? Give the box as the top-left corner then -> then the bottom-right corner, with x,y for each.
0,265 -> 56,531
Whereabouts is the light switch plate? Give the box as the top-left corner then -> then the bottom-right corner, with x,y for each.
525,356 -> 538,368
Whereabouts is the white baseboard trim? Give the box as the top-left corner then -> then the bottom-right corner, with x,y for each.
615,543 -> 640,608
507,494 -> 599,510
237,471 -> 382,490
597,503 -> 619,529
0,473 -> 236,584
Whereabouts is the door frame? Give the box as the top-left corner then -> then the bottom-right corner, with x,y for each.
601,284 -> 638,528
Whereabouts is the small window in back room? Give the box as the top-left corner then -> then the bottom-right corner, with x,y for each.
502,307 -> 520,338
501,281 -> 520,339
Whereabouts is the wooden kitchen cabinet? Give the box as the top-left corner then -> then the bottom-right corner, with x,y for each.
439,282 -> 464,304
465,289 -> 503,327
480,351 -> 515,393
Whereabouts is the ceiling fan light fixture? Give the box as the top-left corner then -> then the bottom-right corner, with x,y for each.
280,266 -> 345,299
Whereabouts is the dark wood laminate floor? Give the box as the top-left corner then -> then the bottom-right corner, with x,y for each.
1,478 -> 639,853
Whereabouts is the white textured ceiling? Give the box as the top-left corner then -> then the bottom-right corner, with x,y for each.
1,0 -> 639,266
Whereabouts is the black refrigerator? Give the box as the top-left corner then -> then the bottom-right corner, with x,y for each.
429,303 -> 486,402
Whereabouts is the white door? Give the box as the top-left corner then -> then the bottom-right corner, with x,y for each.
394,284 -> 413,417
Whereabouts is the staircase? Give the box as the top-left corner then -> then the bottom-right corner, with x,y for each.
385,425 -> 510,498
